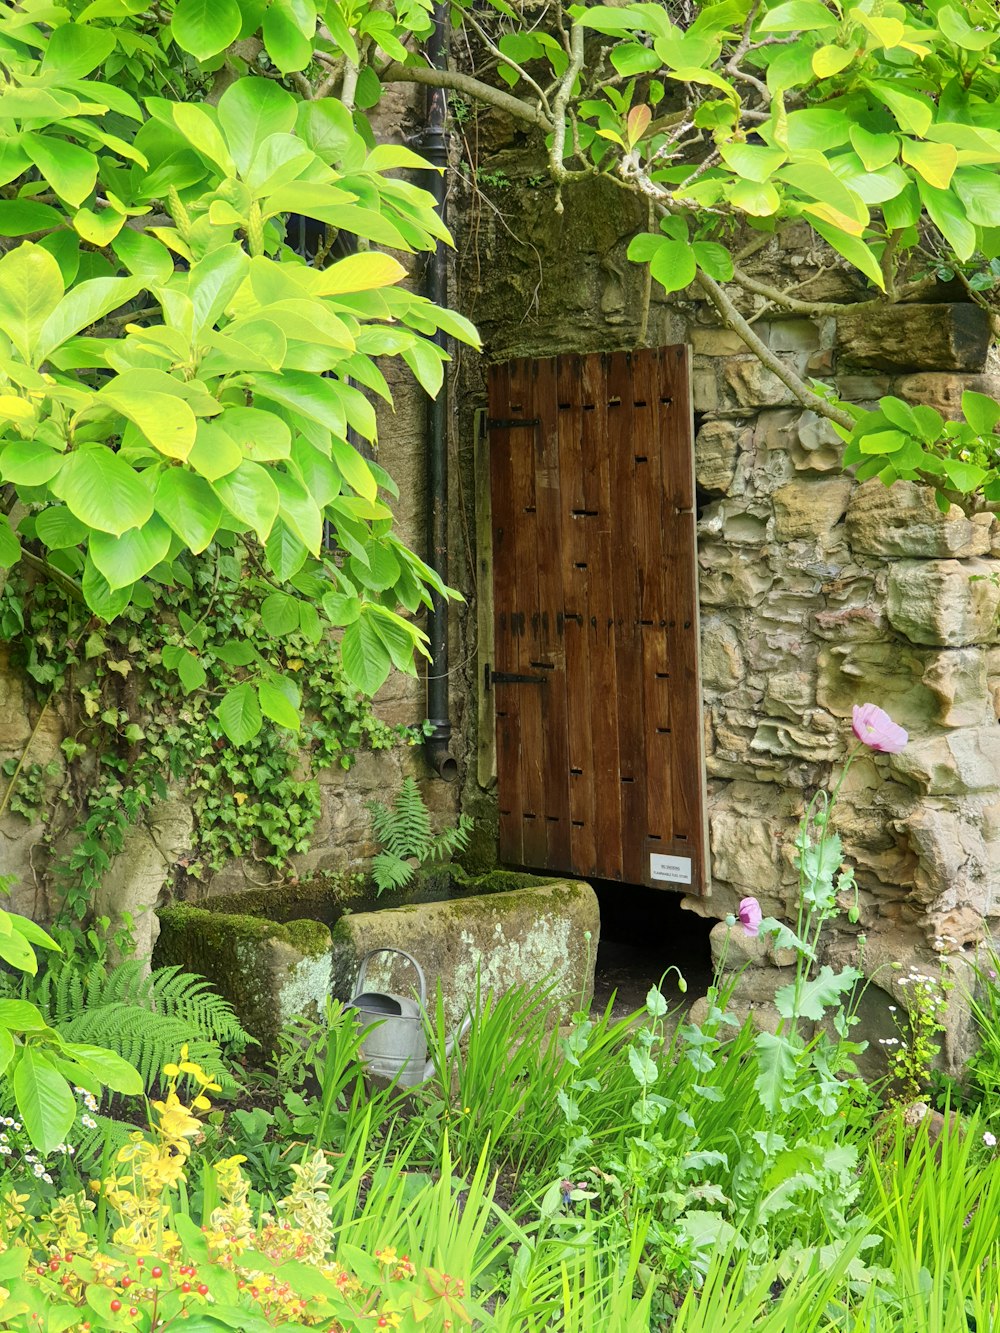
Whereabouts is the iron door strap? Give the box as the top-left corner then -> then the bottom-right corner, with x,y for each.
485,664 -> 547,689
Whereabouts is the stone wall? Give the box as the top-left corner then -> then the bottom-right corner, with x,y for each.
454,163 -> 1000,1064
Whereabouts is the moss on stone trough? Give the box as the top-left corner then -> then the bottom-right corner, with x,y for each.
155,867 -> 598,1055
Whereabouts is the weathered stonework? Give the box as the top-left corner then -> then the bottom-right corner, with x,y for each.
456,163 -> 1000,1074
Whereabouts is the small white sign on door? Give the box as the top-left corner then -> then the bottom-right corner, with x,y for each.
650,853 -> 692,885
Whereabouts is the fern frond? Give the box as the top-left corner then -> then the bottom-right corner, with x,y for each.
30,958 -> 251,1095
368,777 -> 433,861
372,852 -> 416,895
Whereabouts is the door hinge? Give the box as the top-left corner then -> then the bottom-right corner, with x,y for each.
485,663 -> 547,690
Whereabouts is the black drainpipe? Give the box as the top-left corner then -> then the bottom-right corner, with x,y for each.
422,4 -> 458,781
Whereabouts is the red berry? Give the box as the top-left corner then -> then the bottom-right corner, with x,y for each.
197,1284 -> 208,1296
129,1308 -> 137,1317
121,1277 -> 132,1288
36,1267 -> 46,1277
110,1300 -> 122,1313
137,1258 -> 144,1267
181,1282 -> 191,1293
49,1260 -> 60,1272
151,1267 -> 163,1279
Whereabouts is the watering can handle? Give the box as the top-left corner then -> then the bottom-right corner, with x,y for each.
355,948 -> 427,1005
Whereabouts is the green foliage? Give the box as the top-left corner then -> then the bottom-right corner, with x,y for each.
1,560 -> 418,920
367,776 -> 473,894
0,876 -> 143,1154
0,2 -> 479,747
25,958 -> 252,1095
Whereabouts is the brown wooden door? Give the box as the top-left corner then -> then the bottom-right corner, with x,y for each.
487,347 -> 707,894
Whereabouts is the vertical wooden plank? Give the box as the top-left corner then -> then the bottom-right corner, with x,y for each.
659,344 -> 705,891
632,350 -> 674,874
533,356 -> 572,871
474,408 -> 496,790
582,352 -> 622,880
488,362 -> 523,866
607,351 -> 647,884
558,356 -> 597,876
511,357 -> 546,868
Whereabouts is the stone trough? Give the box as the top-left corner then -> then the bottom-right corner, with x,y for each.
154,868 -> 599,1053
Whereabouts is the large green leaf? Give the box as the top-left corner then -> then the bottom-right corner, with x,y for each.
217,77 -> 298,175
219,406 -> 291,461
13,1049 -> 76,1154
89,515 -> 172,589
265,520 -> 307,580
274,470 -> 323,553
260,590 -> 300,635
0,440 -> 64,487
99,375 -> 198,460
775,966 -> 860,1022
0,201 -> 65,237
155,469 -> 222,552
20,133 -> 97,208
53,447 -> 154,535
82,558 -> 134,620
0,514 -> 20,567
216,682 -> 263,745
41,22 -> 116,78
212,461 -> 280,541
188,420 -> 243,481
36,277 -> 143,363
806,217 -> 885,289
258,675 -> 301,730
341,613 -> 392,694
263,0 -> 316,73
753,1032 -> 797,1116
171,0 -> 242,60
69,1043 -> 143,1095
0,243 -> 65,364
917,178 -> 976,260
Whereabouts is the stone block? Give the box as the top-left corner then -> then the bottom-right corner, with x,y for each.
699,544 -> 775,607
922,649 -> 990,728
836,303 -> 991,372
846,479 -> 993,559
695,418 -> 747,494
773,476 -> 853,541
764,671 -> 815,721
792,411 -> 842,473
817,641 -> 936,732
709,807 -> 785,895
891,727 -> 1000,796
887,559 -> 1000,647
700,617 -> 745,692
892,371 -> 1000,418
768,319 -> 821,353
691,327 -> 749,356
721,357 -> 799,408
329,881 -> 600,1032
156,902 -> 335,1053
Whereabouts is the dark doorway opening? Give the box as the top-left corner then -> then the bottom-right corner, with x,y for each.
590,880 -> 715,1023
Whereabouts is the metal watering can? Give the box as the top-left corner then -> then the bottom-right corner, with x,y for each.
347,947 -> 471,1088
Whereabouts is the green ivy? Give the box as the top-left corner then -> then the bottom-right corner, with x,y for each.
1,555 -> 419,926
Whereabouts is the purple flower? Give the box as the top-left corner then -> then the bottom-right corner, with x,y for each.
738,897 -> 762,937
851,703 -> 908,755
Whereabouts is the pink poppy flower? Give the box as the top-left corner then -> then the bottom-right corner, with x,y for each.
851,703 -> 908,755
738,897 -> 762,937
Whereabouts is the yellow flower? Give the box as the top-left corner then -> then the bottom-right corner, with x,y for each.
151,1092 -> 204,1144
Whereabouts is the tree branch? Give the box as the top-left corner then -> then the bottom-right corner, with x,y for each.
381,61 -> 553,130
695,270 -> 856,430
730,265 -> 872,317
